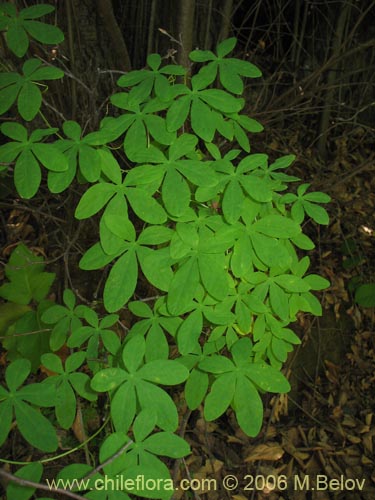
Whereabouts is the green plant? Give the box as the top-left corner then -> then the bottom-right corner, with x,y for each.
341,238 -> 375,307
0,3 -> 330,499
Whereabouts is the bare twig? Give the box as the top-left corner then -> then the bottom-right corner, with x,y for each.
82,439 -> 134,481
0,468 -> 84,500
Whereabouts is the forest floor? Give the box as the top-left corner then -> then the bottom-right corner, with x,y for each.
0,127 -> 374,500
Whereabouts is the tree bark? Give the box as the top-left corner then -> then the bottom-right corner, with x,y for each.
97,0 -> 132,71
218,0 -> 233,42
317,2 -> 351,159
177,0 -> 196,70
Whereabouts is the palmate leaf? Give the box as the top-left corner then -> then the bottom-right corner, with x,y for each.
190,37 -> 261,95
0,59 -> 63,119
0,244 -> 55,305
0,4 -> 63,57
0,359 -> 57,451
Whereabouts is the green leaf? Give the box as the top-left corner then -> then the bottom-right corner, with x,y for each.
245,362 -> 290,393
133,407 -> 157,442
75,183 -> 116,219
162,168 -> 190,216
0,244 -> 54,305
32,143 -> 67,172
6,24 -> 29,57
169,133 -> 197,161
189,49 -> 216,62
355,283 -> 375,307
204,372 -> 236,421
78,144 -> 102,182
1,122 -> 27,142
123,335 -> 145,373
23,20 -> 64,44
229,58 -> 262,78
104,215 -> 135,241
222,179 -> 244,223
177,309 -> 202,355
167,257 -> 199,315
241,176 -> 272,202
199,355 -> 235,373
91,368 -> 127,392
269,282 -> 289,321
65,351 -> 86,372
0,401 -> 13,447
136,380 -> 178,431
219,62 -> 243,94
41,353 -> 63,374
17,81 -> 41,121
0,83 -> 20,115
144,432 -> 190,458
237,115 -> 264,133
199,253 -> 228,300
192,64 -> 217,90
141,248 -> 173,291
199,89 -> 243,113
125,188 -> 167,224
111,383 -> 136,433
138,360 -> 189,385
137,226 -> 173,245
144,114 -> 175,145
79,242 -> 115,271
303,200 -> 329,225
145,323 -> 169,361
104,249 -> 138,312
14,150 -> 41,199
253,215 -> 301,238
7,463 -> 43,500
303,191 -> 331,203
217,37 -> 237,58
20,5 -> 55,19
166,95 -> 191,132
233,375 -> 263,437
231,234 -> 252,277
185,368 -> 208,409
5,359 -> 31,392
190,98 -> 215,142
56,380 -> 76,429
291,232 -> 315,250
303,274 -> 330,291
274,274 -> 310,292
14,399 -> 58,452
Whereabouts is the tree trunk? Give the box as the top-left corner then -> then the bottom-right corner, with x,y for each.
97,0 -> 132,72
317,2 -> 351,159
218,0 -> 233,42
177,0 -> 196,70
